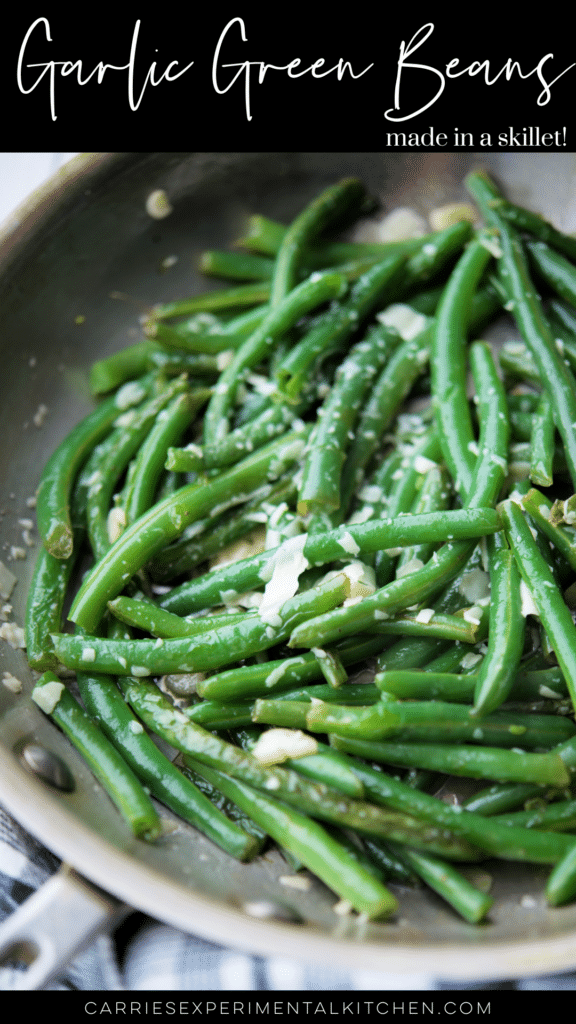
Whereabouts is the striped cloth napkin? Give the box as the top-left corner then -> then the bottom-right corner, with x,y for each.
3,803 -> 576,991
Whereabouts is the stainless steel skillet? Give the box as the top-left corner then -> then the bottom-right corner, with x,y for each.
1,151 -> 576,988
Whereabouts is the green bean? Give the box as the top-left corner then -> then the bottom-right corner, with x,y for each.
215,250 -> 406,289
545,840 -> 576,906
36,387 -> 147,560
235,214 -> 287,255
61,569 -> 351,676
307,698 -> 575,751
124,389 -> 210,526
184,759 -> 399,919
184,700 -> 255,731
149,305 -> 271,355
200,402 -> 304,472
145,319 -> 243,356
196,636 -> 388,704
151,282 -> 271,321
69,428 -> 309,632
288,539 -> 476,650
466,340 -> 510,508
321,735 -> 569,787
499,498 -> 576,713
375,665 -> 568,705
236,730 -> 365,799
338,320 -> 433,511
118,677 -> 479,859
386,842 -> 494,924
25,481 -> 87,670
199,250 -> 275,281
269,178 -> 366,307
430,234 -> 494,498
461,783 -> 551,817
491,198 -> 576,263
521,488 -> 576,573
251,699 -> 310,730
375,669 -> 478,702
467,171 -> 576,489
274,255 -> 406,403
25,544 -> 81,670
31,672 -> 162,841
77,670 -> 260,860
159,506 -> 500,618
89,341 -> 165,396
325,747 -> 576,865
145,351 -> 222,380
236,212 -> 435,262
371,609 -> 487,645
529,392 -> 556,488
312,647 -> 348,688
472,533 -> 525,718
85,377 -> 189,559
527,239 -> 576,309
148,476 -> 296,583
297,328 -> 398,516
494,799 -> 576,833
107,595 -> 254,638
203,270 -> 346,446
274,683 -> 382,707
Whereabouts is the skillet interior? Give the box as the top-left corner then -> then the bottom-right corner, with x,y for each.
2,151 -> 576,979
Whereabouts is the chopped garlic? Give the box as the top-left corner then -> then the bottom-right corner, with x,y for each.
415,608 -> 435,624
258,534 -> 309,626
115,381 -> 146,409
396,557 -> 425,579
342,561 -> 376,599
0,622 -> 25,649
107,506 -> 126,544
251,727 -> 318,765
279,874 -> 312,891
32,403 -> 49,428
146,189 -> 173,219
338,531 -> 361,557
462,606 -> 483,625
32,680 -> 65,714
2,671 -> 22,694
429,202 -> 477,231
0,561 -> 17,599
460,651 -> 482,670
459,568 -> 490,604
373,207 -> 428,241
520,580 -> 539,618
413,455 -> 438,475
333,898 -> 354,916
377,303 -> 428,341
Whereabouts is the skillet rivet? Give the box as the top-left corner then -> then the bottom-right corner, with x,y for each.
17,741 -> 76,792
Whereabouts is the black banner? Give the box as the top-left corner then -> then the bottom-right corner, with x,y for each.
4,6 -> 574,152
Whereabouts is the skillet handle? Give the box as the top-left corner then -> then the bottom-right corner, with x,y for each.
0,863 -> 128,990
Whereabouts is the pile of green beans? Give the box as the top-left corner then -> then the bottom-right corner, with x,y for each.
25,172 -> 576,922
